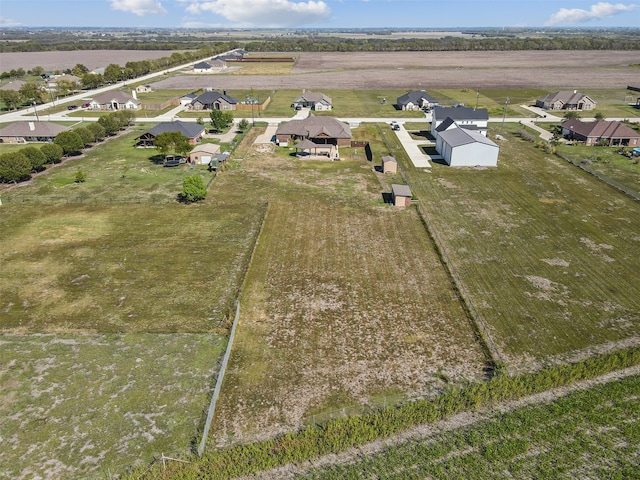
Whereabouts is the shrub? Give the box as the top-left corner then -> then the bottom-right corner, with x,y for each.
20,146 -> 47,172
74,169 -> 86,183
0,151 -> 31,183
179,175 -> 206,203
40,143 -> 64,164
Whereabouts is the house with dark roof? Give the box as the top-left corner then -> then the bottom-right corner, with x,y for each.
89,91 -> 140,110
135,120 -> 205,147
535,91 -> 596,111
276,116 -> 352,159
276,116 -> 351,145
396,90 -> 439,111
562,119 -> 640,146
193,62 -> 213,73
435,122 -> 499,167
431,107 -> 489,137
0,121 -> 70,144
190,91 -> 238,111
292,91 -> 332,111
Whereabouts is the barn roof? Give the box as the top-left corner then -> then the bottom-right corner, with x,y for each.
391,184 -> 411,197
433,106 -> 488,123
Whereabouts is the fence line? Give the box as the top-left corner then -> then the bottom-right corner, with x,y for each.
197,301 -> 241,457
376,123 -> 503,374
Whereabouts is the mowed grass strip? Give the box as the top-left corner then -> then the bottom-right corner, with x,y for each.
210,189 -> 486,445
0,333 -> 225,480
397,126 -> 640,371
0,202 -> 265,333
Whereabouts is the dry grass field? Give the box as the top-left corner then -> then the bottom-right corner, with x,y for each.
208,150 -> 487,446
152,51 -> 640,90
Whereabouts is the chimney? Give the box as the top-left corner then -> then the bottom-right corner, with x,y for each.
28,122 -> 35,131
132,90 -> 137,100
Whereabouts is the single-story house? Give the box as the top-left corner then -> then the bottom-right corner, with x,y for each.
431,107 -> 488,137
135,84 -> 153,94
396,90 -> 439,111
135,120 -> 205,147
45,74 -> 80,91
193,61 -> 213,73
291,91 -> 332,111
190,91 -> 238,111
435,122 -> 499,167
188,143 -> 220,164
180,93 -> 197,106
89,91 -> 140,110
535,91 -> 596,111
275,116 -> 352,149
382,156 -> 398,173
0,121 -> 70,144
0,80 -> 26,91
562,119 -> 640,146
209,58 -> 227,69
391,184 -> 412,207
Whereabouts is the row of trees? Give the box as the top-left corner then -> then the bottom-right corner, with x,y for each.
0,110 -> 135,184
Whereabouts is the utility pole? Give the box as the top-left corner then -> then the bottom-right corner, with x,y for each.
475,89 -> 479,110
502,97 -> 509,127
31,100 -> 40,121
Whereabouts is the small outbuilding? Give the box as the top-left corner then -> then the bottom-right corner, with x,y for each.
391,184 -> 412,207
189,143 -> 221,164
382,156 -> 398,174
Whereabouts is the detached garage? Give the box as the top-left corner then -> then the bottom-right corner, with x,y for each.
436,126 -> 499,167
189,143 -> 221,164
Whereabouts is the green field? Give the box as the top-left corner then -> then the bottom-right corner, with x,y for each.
296,372 -> 640,479
0,333 -> 225,480
393,124 -> 640,371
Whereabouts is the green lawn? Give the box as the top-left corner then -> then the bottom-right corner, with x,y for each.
392,124 -> 640,372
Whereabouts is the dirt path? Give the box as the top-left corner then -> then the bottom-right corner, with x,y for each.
241,365 -> 640,479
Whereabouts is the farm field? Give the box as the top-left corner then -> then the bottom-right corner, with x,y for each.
293,372 -> 640,479
0,333 -> 225,480
151,51 -> 640,91
394,124 -> 640,372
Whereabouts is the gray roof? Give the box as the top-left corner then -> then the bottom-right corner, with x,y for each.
91,91 -> 140,105
0,121 -> 70,137
537,91 -> 594,106
433,106 -> 488,123
0,80 -> 26,91
194,61 -> 212,69
392,184 -> 411,197
438,125 -> 498,149
193,91 -> 238,105
397,90 -> 438,106
293,91 -> 332,105
382,155 -> 397,163
146,121 -> 205,139
276,116 -> 352,139
436,117 -> 481,133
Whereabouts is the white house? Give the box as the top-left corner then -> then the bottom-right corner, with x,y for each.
89,91 -> 140,110
431,107 -> 488,137
436,123 -> 499,167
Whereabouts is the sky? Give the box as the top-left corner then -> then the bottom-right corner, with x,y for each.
1,0 -> 639,29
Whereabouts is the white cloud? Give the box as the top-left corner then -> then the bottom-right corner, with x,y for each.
110,0 -> 168,16
545,2 -> 638,26
182,0 -> 331,27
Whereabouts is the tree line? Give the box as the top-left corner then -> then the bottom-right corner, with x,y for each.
0,110 -> 135,184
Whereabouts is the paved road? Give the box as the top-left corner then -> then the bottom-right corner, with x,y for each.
3,75 -> 640,170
